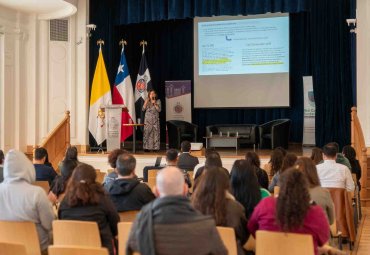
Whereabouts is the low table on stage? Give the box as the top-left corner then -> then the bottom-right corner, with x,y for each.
204,135 -> 240,154
122,123 -> 145,153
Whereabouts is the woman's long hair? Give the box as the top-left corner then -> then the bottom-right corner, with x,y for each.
230,160 -> 261,219
269,150 -> 284,176
64,163 -> 105,207
342,145 -> 357,165
295,157 -> 321,188
310,147 -> 323,165
191,167 -> 229,225
276,168 -> 311,231
280,153 -> 298,174
64,146 -> 78,161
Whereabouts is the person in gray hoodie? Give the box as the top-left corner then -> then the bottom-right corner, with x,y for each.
0,149 -> 55,252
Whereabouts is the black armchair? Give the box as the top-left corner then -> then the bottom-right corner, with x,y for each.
259,119 -> 291,149
166,120 -> 198,149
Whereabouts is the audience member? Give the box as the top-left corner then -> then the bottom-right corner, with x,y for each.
59,163 -> 119,255
316,144 -> 355,191
192,166 -> 248,255
63,146 -> 79,162
268,149 -> 284,178
342,145 -> 362,189
329,142 -> 352,170
48,160 -> 78,204
194,150 -> 222,180
296,157 -> 334,225
33,147 -> 58,185
177,140 -> 199,170
248,168 -> 330,255
268,153 -> 297,192
127,167 -> 227,255
310,147 -> 324,165
103,149 -> 128,189
0,149 -> 4,183
44,150 -> 55,170
192,148 -> 217,177
166,148 -> 178,166
245,151 -> 269,189
108,154 -> 155,212
230,160 -> 270,219
0,150 -> 54,253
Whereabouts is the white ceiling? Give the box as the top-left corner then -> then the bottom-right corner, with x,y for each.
0,0 -> 77,20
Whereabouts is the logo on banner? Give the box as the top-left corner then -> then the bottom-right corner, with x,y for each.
174,102 -> 183,114
136,77 -> 147,93
308,91 -> 315,107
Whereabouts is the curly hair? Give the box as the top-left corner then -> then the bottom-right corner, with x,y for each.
108,149 -> 127,168
269,150 -> 284,176
276,168 -> 311,232
191,166 -> 229,225
64,163 -> 105,207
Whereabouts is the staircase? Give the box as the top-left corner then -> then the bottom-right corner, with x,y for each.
363,157 -> 370,206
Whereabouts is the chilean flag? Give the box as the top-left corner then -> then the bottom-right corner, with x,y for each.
112,48 -> 136,142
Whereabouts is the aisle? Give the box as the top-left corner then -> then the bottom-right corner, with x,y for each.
354,207 -> 370,255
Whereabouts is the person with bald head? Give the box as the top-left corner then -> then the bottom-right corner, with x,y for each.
126,167 -> 227,255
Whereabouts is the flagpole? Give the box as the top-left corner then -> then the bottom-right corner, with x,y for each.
97,39 -> 104,51
140,40 -> 147,54
119,39 -> 127,51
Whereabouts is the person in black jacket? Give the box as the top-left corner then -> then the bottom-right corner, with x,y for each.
245,151 -> 269,190
342,145 -> 362,190
58,163 -> 119,255
108,154 -> 155,212
177,140 -> 199,171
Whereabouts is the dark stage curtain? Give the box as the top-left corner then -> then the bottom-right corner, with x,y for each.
115,0 -> 309,25
89,0 -> 354,149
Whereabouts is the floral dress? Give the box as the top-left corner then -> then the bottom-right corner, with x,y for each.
143,99 -> 161,150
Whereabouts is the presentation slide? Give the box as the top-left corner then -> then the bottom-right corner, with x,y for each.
194,14 -> 290,108
198,17 -> 289,76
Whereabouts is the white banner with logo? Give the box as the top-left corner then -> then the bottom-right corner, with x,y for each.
303,76 -> 316,146
104,105 -> 123,151
165,80 -> 192,122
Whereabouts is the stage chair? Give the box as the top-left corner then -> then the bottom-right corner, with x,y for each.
32,181 -> 50,194
166,120 -> 198,149
48,245 -> 108,255
217,226 -> 237,255
0,221 -> 41,255
259,119 -> 291,149
0,242 -> 27,255
53,220 -> 101,247
118,222 -> 133,255
256,230 -> 314,255
148,169 -> 160,189
119,210 -> 140,222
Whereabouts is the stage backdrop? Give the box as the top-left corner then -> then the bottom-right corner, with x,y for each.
165,80 -> 192,122
89,0 -> 355,149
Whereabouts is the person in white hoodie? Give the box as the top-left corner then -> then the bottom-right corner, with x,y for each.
0,149 -> 54,252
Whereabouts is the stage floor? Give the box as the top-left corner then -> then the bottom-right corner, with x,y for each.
79,144 -> 313,178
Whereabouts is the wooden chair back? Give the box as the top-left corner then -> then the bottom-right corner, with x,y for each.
95,170 -> 106,184
0,242 -> 27,255
187,170 -> 194,192
256,230 -> 314,255
118,222 -> 133,255
148,169 -> 160,189
244,235 -> 256,252
273,186 -> 280,196
32,181 -> 50,194
0,221 -> 41,255
48,245 -> 108,255
217,226 -> 237,255
119,210 -> 140,222
53,220 -> 101,247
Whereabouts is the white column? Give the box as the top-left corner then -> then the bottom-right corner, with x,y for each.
356,0 -> 370,146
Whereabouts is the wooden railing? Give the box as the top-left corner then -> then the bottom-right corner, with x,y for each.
34,111 -> 71,171
351,107 -> 368,197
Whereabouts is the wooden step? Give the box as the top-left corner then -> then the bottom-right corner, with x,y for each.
361,198 -> 370,207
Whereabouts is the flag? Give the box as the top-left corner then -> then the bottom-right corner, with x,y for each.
88,48 -> 112,146
113,47 -> 136,142
135,49 -> 152,120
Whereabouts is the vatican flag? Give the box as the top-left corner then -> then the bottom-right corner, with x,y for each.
88,47 -> 112,146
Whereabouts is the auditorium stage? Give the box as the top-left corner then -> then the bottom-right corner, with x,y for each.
79,144 -> 312,178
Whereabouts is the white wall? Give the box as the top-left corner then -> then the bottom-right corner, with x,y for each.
0,0 -> 89,152
357,0 -> 370,146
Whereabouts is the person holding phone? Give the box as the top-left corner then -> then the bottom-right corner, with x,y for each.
142,90 -> 161,151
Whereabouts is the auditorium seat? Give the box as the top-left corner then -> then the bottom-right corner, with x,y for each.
0,242 -> 27,255
119,210 -> 140,222
217,226 -> 237,255
166,120 -> 198,149
259,119 -> 291,149
0,221 -> 41,255
53,220 -> 101,247
95,170 -> 106,184
32,181 -> 50,194
256,230 -> 314,255
147,169 -> 160,189
48,245 -> 108,255
118,222 -> 132,255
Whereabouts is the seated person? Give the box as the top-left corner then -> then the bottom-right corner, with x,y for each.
108,154 -> 155,212
127,167 -> 227,255
248,168 -> 330,255
33,147 -> 58,185
192,166 -> 248,255
245,151 -> 269,190
268,153 -> 297,192
0,150 -> 54,253
103,149 -> 128,190
58,163 -> 120,255
177,140 -> 199,170
316,143 -> 355,191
